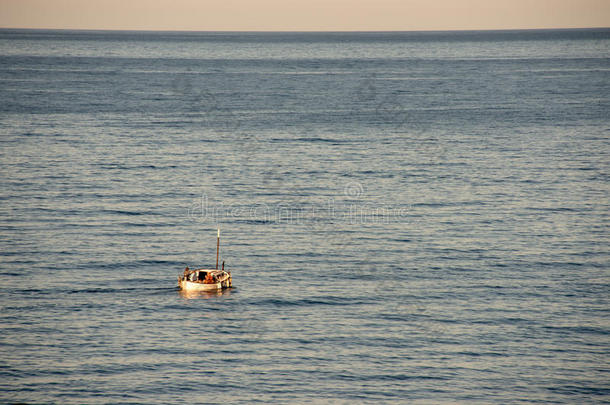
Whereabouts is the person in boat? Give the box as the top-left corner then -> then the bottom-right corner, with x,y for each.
204,272 -> 215,284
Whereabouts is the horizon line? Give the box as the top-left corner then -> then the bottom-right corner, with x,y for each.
1,26 -> 609,34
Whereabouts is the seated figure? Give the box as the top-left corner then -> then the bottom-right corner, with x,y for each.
204,273 -> 215,284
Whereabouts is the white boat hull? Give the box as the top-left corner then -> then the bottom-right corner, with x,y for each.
178,269 -> 232,291
179,279 -> 224,291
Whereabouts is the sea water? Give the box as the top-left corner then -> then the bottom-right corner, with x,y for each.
0,29 -> 609,403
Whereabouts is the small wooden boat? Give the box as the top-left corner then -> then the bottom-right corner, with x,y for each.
178,229 -> 232,292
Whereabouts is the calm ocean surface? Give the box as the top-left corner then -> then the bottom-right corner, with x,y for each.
0,28 -> 609,404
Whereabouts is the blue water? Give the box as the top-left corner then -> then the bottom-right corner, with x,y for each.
0,28 -> 609,404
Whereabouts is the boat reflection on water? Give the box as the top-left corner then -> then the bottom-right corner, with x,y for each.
178,287 -> 233,300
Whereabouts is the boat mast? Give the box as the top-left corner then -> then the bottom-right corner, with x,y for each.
216,228 -> 220,270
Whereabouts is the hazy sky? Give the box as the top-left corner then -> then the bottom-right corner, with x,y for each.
1,0 -> 609,31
